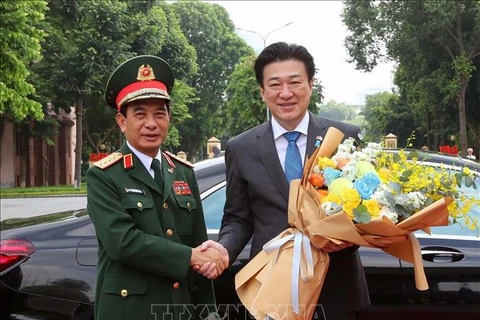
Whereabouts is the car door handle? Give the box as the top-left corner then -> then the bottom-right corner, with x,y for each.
421,248 -> 465,263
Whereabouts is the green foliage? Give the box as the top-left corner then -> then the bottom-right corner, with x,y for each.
308,80 -> 323,114
172,0 -> 254,159
361,91 -> 416,144
225,55 -> 264,137
318,100 -> 355,122
0,0 -> 47,122
342,0 -> 480,153
0,184 -> 87,198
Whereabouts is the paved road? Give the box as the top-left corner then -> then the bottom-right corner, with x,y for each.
0,196 -> 87,221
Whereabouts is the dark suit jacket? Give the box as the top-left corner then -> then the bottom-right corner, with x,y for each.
87,143 -> 215,320
218,112 -> 370,317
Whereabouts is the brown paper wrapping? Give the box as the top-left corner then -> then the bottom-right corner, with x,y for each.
235,127 -> 451,319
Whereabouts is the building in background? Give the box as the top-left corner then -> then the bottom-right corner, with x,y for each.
0,108 -> 76,188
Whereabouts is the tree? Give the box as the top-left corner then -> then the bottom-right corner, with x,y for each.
342,0 -> 480,155
35,0 -> 143,188
0,1 -> 47,124
225,55 -> 264,137
317,100 -> 355,122
80,1 -> 199,155
172,0 -> 254,160
361,91 -> 416,145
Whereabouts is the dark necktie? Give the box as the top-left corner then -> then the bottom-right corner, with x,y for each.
151,158 -> 164,190
284,131 -> 303,184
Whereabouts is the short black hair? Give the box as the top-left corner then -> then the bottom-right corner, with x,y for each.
254,42 -> 316,87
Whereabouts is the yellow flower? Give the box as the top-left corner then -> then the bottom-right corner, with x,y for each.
317,157 -> 337,169
329,178 -> 354,195
342,188 -> 361,217
356,161 -> 376,177
463,167 -> 471,175
362,199 -> 380,218
378,167 -> 391,183
322,193 -> 342,205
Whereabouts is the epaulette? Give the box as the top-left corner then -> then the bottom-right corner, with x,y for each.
163,151 -> 194,168
93,152 -> 123,169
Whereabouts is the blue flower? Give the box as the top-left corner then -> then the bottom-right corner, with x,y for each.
323,167 -> 342,186
354,172 -> 381,200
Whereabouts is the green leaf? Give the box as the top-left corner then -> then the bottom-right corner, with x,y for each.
384,191 -> 397,207
402,170 -> 413,177
454,173 -> 462,188
464,176 -> 473,188
354,205 -> 371,224
388,182 -> 402,194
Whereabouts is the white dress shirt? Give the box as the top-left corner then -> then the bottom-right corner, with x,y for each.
126,141 -> 162,179
271,112 -> 309,172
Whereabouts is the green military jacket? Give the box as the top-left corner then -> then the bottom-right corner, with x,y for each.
87,143 -> 215,320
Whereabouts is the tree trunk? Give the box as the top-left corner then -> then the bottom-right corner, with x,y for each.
74,97 -> 84,188
426,109 -> 431,149
457,78 -> 468,156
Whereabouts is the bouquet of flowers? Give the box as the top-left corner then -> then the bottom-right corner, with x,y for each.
310,137 -> 479,231
235,127 -> 479,320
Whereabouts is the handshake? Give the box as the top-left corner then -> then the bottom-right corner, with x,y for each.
190,240 -> 229,280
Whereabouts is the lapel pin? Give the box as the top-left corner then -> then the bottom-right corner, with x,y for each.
315,135 -> 323,148
168,168 -> 174,173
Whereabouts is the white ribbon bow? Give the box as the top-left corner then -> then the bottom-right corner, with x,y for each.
262,229 -> 315,314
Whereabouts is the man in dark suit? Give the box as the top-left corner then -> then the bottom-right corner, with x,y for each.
200,42 -> 370,319
87,55 -> 227,320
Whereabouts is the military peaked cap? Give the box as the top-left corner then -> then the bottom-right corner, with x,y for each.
105,55 -> 175,111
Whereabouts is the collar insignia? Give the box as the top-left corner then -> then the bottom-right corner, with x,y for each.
163,152 -> 176,169
137,64 -> 155,81
123,154 -> 134,170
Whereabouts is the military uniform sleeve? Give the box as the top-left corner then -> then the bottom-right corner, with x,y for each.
86,166 -> 192,280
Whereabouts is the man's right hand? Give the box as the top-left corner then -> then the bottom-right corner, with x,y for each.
191,240 -> 229,279
190,245 -> 227,280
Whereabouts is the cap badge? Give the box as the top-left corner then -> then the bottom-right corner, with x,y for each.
137,64 -> 155,81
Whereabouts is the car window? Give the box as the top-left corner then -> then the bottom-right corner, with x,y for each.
202,184 -> 226,230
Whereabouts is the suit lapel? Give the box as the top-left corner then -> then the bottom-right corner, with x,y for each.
306,113 -> 328,157
120,143 -> 162,195
256,123 -> 290,202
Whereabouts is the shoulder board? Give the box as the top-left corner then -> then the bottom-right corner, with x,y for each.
93,152 -> 123,169
163,151 -> 194,168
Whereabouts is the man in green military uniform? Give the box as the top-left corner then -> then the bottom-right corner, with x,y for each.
87,55 -> 226,320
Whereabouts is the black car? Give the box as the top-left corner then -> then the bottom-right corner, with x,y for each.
1,153 -> 479,320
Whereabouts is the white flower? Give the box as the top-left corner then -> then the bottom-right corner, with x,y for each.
372,190 -> 390,207
379,206 -> 398,224
406,192 -> 427,209
321,202 -> 343,216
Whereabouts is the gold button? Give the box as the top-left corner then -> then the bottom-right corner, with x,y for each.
173,282 -> 180,289
166,229 -> 173,237
137,202 -> 143,208
121,289 -> 128,297
163,202 -> 168,209
186,202 -> 191,209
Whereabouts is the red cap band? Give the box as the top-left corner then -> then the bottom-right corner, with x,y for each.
115,81 -> 168,110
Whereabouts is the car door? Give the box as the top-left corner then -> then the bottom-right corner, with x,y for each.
401,174 -> 480,320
